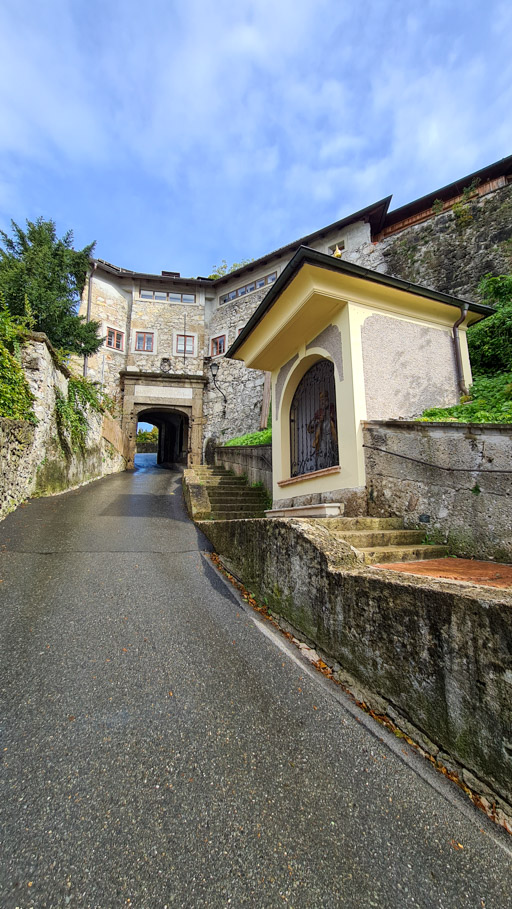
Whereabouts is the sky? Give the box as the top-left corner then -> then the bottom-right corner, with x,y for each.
0,0 -> 511,279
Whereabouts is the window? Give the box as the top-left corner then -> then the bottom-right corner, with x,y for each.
220,270 -> 278,304
290,360 -> 339,478
140,288 -> 196,304
176,334 -> 195,355
107,328 -> 124,351
211,334 -> 226,356
135,332 -> 154,352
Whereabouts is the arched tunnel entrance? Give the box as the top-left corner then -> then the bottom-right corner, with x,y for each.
137,408 -> 190,466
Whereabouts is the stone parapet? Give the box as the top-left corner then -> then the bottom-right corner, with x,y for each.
198,516 -> 512,828
214,444 -> 272,493
363,420 -> 512,561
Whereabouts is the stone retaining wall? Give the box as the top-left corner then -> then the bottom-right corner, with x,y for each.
0,335 -> 126,519
363,421 -> 512,561
198,517 -> 512,825
214,445 -> 272,493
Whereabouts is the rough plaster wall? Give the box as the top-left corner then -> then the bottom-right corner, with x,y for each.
203,288 -> 269,445
364,422 -> 512,561
0,338 -> 125,518
128,298 -> 205,377
198,517 -> 512,812
82,275 -> 130,397
362,314 -> 458,420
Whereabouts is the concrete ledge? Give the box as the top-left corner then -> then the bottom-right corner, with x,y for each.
197,516 -> 512,819
265,503 -> 345,518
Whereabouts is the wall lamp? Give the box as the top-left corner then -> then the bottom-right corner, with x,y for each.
210,360 -> 227,414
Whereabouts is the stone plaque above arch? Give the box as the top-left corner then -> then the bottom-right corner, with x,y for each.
306,324 -> 343,380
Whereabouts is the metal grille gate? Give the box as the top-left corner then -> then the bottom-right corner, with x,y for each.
290,360 -> 339,477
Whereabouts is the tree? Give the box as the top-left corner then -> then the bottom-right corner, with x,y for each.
467,273 -> 512,376
0,218 -> 102,355
208,258 -> 254,279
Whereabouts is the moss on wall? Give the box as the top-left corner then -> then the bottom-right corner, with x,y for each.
383,184 -> 512,300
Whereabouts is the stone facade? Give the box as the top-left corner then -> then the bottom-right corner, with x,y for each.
0,335 -> 125,519
76,158 -> 512,461
363,420 -> 512,561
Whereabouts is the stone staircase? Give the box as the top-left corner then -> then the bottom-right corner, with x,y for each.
315,516 -> 448,565
192,466 -> 268,520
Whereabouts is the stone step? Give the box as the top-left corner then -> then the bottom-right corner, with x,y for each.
207,490 -> 267,501
331,529 -> 426,548
360,544 -> 449,565
203,478 -> 249,486
210,511 -> 266,520
315,517 -> 405,531
211,501 -> 266,512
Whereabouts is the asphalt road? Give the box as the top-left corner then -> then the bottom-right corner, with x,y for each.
1,455 -> 511,908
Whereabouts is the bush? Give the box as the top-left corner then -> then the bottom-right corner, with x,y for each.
223,428 -> 272,446
419,373 -> 512,423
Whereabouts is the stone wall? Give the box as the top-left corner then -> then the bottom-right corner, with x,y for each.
214,444 -> 272,493
204,287 -> 269,446
347,182 -> 512,299
0,335 -> 126,519
198,517 -> 512,823
363,420 -> 512,561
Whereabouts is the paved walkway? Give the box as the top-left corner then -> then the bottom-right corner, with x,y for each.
1,457 -> 511,908
373,557 -> 512,589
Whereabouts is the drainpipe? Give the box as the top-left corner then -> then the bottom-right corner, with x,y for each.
452,303 -> 469,396
83,261 -> 97,377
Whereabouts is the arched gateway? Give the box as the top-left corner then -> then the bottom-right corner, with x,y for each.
120,370 -> 206,469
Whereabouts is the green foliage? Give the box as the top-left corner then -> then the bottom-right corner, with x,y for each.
223,427 -> 272,446
431,198 -> 444,216
0,299 -> 37,422
0,341 -> 36,422
208,258 -> 255,279
137,426 -> 158,443
419,373 -> 512,423
0,217 -> 102,356
467,273 -> 512,375
55,376 -> 106,453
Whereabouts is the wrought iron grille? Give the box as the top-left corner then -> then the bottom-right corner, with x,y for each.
290,360 -> 339,478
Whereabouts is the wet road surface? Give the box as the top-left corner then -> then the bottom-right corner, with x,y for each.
1,456 -> 511,908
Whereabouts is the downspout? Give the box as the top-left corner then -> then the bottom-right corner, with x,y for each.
83,261 -> 97,377
452,303 -> 469,396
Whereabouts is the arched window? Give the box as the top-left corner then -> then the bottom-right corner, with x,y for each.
290,360 -> 339,477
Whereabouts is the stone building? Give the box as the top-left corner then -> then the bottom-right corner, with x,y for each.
77,154 -> 512,466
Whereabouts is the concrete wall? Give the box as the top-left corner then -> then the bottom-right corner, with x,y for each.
214,445 -> 272,493
0,336 -> 126,519
198,517 -> 512,823
363,420 -> 512,561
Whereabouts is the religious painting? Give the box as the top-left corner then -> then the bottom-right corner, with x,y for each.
289,360 -> 339,477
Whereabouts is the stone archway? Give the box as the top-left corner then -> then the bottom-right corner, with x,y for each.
136,407 -> 189,466
120,371 -> 207,469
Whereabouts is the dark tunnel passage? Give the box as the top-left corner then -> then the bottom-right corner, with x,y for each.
137,408 -> 189,466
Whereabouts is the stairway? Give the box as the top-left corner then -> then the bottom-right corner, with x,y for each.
192,466 -> 268,520
315,516 -> 448,565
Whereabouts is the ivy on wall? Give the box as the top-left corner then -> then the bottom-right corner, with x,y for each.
55,377 -> 107,454
0,302 -> 36,423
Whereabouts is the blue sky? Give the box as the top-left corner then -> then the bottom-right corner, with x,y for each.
0,0 -> 511,279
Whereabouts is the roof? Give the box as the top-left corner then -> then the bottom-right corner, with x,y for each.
226,246 -> 495,360
211,196 -> 391,288
382,153 -> 512,231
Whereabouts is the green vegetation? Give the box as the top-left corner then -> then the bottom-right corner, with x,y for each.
0,302 -> 36,422
55,376 -> 109,453
467,273 -> 512,375
208,258 -> 255,279
0,217 -> 101,356
137,426 -> 158,443
419,272 -> 512,424
223,428 -> 272,446
419,373 -> 512,423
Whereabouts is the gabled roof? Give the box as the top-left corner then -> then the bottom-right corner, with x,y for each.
211,196 -> 391,288
226,246 -> 494,360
